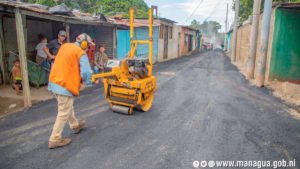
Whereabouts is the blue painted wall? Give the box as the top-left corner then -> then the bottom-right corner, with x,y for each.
197,35 -> 201,49
117,30 -> 130,59
117,27 -> 159,62
227,33 -> 231,50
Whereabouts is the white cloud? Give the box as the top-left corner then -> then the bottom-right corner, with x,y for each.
145,0 -> 235,32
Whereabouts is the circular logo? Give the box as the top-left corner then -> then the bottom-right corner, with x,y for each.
208,161 -> 215,167
193,160 -> 200,168
201,160 -> 207,168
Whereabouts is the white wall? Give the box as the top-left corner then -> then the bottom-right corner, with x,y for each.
157,23 -> 181,62
167,25 -> 180,60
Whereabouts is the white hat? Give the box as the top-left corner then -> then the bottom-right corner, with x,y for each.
76,33 -> 95,46
58,30 -> 67,36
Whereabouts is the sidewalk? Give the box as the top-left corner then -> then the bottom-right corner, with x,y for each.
225,52 -> 300,108
0,85 -> 53,116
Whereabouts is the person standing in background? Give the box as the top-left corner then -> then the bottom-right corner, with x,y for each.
35,34 -> 48,65
87,39 -> 96,68
43,30 -> 66,67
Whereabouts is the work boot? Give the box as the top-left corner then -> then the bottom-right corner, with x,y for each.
72,120 -> 86,134
48,138 -> 71,149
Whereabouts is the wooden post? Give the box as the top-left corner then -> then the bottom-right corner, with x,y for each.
65,22 -> 70,42
0,14 -> 7,84
22,15 -> 27,52
15,8 -> 31,107
113,26 -> 116,58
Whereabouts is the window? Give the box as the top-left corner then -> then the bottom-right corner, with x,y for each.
159,25 -> 164,39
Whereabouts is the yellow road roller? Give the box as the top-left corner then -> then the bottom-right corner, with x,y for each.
91,7 -> 156,115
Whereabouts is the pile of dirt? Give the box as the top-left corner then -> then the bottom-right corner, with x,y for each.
266,80 -> 300,106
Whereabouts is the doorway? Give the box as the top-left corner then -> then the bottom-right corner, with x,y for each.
163,25 -> 168,59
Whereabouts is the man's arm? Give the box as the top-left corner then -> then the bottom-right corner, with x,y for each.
43,47 -> 54,59
44,41 -> 55,59
80,54 -> 93,86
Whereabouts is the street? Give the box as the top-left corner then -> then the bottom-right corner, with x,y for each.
0,50 -> 299,169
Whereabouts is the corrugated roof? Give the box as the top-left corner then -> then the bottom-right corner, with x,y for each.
278,2 -> 300,8
0,1 -> 113,25
110,18 -> 160,27
179,25 -> 198,31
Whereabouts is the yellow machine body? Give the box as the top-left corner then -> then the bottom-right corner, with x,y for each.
91,8 -> 156,115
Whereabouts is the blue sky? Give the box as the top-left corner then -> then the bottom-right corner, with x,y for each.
144,0 -> 234,32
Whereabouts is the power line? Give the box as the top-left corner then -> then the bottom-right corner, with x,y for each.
203,0 -> 221,22
185,0 -> 204,23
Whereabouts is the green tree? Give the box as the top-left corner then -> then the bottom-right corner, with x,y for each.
24,0 -> 149,17
190,20 -> 224,44
232,0 -> 300,23
199,20 -> 222,37
190,20 -> 222,35
97,0 -> 148,18
190,19 -> 201,30
25,0 -> 57,7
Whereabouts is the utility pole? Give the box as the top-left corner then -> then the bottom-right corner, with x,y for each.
256,0 -> 272,87
246,0 -> 261,79
231,0 -> 239,62
224,2 -> 228,51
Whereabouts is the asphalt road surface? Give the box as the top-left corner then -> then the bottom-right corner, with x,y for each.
0,50 -> 299,169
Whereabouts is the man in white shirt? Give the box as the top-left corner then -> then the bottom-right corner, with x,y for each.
35,35 -> 48,65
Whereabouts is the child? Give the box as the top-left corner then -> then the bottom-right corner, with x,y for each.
12,59 -> 22,95
35,34 -> 48,65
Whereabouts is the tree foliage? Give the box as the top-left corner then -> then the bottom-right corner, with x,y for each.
232,0 -> 300,23
190,19 -> 201,30
96,0 -> 148,18
190,19 -> 224,44
24,0 -> 149,17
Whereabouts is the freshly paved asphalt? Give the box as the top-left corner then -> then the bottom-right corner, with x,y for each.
0,50 -> 299,169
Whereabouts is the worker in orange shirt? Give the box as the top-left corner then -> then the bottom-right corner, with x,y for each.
48,33 -> 94,149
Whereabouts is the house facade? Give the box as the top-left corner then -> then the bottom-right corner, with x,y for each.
114,17 -> 200,63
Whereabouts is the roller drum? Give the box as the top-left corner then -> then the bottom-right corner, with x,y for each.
111,105 -> 131,115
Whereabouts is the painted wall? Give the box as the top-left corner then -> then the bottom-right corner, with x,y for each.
158,21 -> 174,62
117,29 -> 130,59
269,8 -> 300,83
168,25 -> 181,60
116,27 -> 159,62
116,22 -> 198,63
135,27 -> 159,63
180,27 -> 195,56
226,33 -> 231,50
